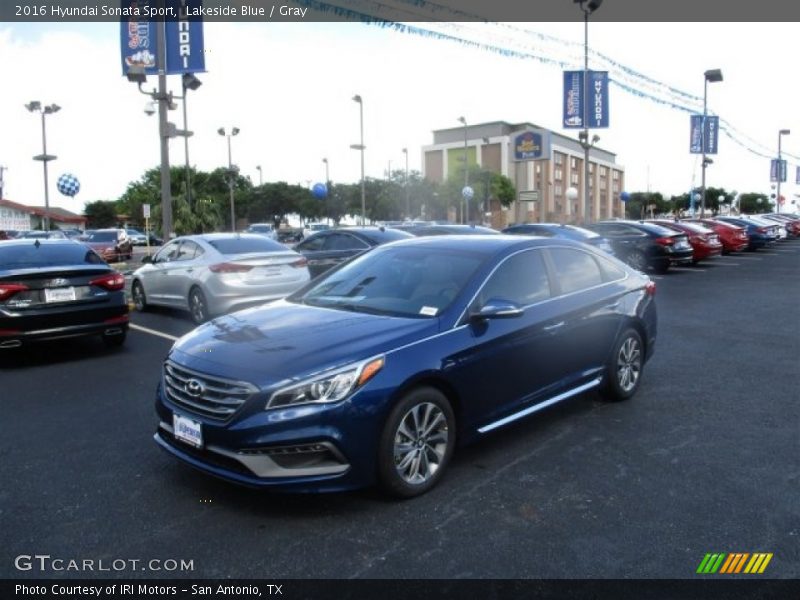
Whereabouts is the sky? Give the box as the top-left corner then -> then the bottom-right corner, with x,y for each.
1,19 -> 799,215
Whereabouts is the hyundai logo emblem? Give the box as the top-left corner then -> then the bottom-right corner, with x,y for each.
47,278 -> 70,288
185,379 -> 205,398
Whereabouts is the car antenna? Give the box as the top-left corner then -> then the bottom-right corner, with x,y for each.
34,239 -> 40,248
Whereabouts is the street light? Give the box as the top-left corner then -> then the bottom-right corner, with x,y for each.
181,73 -> 201,209
574,0 -> 602,224
25,101 -> 60,231
256,165 -> 263,186
457,116 -> 468,223
218,127 -> 240,232
351,94 -> 366,225
402,148 -> 410,219
700,68 -> 723,218
322,157 -> 329,185
777,129 -> 790,214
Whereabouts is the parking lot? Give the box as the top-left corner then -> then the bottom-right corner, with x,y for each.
1,242 -> 798,580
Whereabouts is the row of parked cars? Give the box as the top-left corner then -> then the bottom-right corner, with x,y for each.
2,212 -> 795,498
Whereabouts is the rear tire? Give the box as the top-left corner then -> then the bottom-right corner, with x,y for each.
189,287 -> 209,325
626,250 -> 648,273
377,387 -> 456,499
600,328 -> 644,402
132,281 -> 148,312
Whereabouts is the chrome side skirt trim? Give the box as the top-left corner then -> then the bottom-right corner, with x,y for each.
477,377 -> 602,434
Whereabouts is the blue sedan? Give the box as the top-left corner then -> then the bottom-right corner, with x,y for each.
154,235 -> 657,497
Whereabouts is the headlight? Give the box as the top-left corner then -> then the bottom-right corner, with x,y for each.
267,355 -> 385,409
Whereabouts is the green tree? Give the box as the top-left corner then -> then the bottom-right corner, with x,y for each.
738,193 -> 771,214
84,200 -> 119,228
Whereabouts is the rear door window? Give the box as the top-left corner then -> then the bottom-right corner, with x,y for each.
547,247 -> 605,295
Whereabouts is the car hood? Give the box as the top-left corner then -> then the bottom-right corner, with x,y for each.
169,300 -> 440,388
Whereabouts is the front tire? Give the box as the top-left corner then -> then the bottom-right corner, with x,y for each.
188,287 -> 209,325
132,280 -> 148,312
600,328 -> 644,401
102,331 -> 127,348
377,387 -> 456,499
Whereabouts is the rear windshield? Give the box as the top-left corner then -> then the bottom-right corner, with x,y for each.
562,224 -> 601,239
206,237 -> 287,255
247,225 -> 274,233
88,231 -> 118,242
0,242 -> 105,267
362,228 -> 415,243
638,222 -> 680,236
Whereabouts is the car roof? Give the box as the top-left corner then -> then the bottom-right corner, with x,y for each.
382,233 -> 589,255
0,238 -> 84,248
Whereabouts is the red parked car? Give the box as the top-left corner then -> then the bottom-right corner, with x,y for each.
683,218 -> 749,255
649,220 -> 722,264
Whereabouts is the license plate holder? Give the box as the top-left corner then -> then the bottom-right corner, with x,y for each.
44,287 -> 76,302
173,413 -> 203,448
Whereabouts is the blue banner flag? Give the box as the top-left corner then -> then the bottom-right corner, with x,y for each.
563,71 -> 584,129
120,0 -> 205,76
689,115 -> 719,155
770,159 -> 787,182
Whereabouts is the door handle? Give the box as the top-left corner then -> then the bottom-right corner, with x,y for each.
543,321 -> 565,332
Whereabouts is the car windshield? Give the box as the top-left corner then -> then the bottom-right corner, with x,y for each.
0,242 -> 105,267
88,231 -> 118,242
248,225 -> 273,233
207,236 -> 286,254
293,245 -> 485,318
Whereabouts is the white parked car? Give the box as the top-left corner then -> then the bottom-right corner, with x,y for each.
245,223 -> 278,240
303,223 -> 331,239
131,233 -> 311,324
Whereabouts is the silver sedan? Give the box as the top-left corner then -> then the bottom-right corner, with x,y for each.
131,233 -> 311,324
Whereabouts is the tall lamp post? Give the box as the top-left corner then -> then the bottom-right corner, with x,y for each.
700,68 -> 723,217
25,101 -> 60,232
256,165 -> 263,186
218,127 -> 240,232
181,73 -> 201,209
777,129 -> 790,213
574,0 -> 602,224
458,116 -> 468,223
402,147 -> 410,219
322,157 -> 329,185
351,95 -> 366,225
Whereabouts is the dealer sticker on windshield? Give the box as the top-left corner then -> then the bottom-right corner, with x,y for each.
419,306 -> 438,316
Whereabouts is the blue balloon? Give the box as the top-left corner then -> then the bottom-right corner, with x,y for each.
57,173 -> 80,197
312,183 -> 327,199
620,191 -> 631,202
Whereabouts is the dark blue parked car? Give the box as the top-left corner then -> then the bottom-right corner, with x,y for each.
502,223 -> 615,256
155,235 -> 657,498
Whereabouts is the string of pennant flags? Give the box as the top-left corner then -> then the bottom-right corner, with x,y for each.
298,0 -> 800,179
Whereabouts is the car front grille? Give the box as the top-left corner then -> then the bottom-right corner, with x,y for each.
164,360 -> 258,421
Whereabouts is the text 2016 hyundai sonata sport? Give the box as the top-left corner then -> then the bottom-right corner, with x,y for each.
154,235 -> 657,498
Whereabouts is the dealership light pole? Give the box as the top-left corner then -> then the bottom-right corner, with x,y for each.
181,73 -> 201,209
402,147 -> 410,219
457,116 -> 469,223
700,68 -> 723,218
25,101 -> 60,232
574,0 -> 602,224
776,129 -> 790,213
218,127 -> 240,232
351,95 -> 366,225
256,165 -> 263,186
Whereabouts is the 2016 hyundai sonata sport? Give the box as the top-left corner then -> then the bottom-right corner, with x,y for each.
154,235 -> 657,498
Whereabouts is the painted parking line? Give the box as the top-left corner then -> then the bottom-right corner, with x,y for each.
672,267 -> 707,273
711,262 -> 740,266
130,323 -> 180,342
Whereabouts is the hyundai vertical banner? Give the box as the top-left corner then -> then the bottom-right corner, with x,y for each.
770,159 -> 787,182
689,115 -> 719,154
120,0 -> 205,76
563,71 -> 609,129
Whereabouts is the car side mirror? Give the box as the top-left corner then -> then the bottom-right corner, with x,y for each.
141,255 -> 153,264
471,298 -> 523,321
